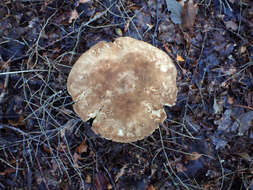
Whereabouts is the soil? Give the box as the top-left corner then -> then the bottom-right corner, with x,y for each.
0,0 -> 252,190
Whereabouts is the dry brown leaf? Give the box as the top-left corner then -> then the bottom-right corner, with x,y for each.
85,175 -> 92,183
176,55 -> 185,62
42,145 -> 52,154
185,152 -> 202,161
75,140 -> 87,154
181,0 -> 198,31
8,116 -> 25,126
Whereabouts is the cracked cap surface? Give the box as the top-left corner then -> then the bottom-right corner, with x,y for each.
67,37 -> 178,143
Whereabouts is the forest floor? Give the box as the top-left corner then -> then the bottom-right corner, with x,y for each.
0,0 -> 252,189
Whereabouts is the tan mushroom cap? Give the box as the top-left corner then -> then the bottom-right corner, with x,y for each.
67,37 -> 177,143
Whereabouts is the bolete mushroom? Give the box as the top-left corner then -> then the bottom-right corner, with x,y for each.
67,37 -> 177,143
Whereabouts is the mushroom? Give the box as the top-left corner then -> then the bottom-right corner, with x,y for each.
67,37 -> 177,143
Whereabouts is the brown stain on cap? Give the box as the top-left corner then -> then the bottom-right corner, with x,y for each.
67,37 -> 178,143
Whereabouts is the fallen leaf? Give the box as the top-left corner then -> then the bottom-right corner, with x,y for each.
185,152 -> 202,161
75,139 -> 87,154
165,0 -> 183,24
85,175 -> 92,183
210,136 -> 228,150
224,20 -> 238,31
215,109 -> 232,132
42,145 -> 52,154
236,111 -> 253,136
8,116 -> 25,126
181,0 -> 198,31
176,55 -> 184,62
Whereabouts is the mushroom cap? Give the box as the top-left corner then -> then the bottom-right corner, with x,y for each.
67,37 -> 177,143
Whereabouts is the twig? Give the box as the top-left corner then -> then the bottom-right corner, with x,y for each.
232,104 -> 253,110
70,2 -> 118,63
0,124 -> 29,137
152,0 -> 160,46
159,127 -> 190,190
35,153 -> 50,190
103,165 -> 118,190
118,0 -> 143,40
0,70 -> 48,76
